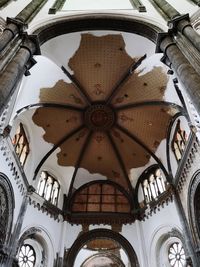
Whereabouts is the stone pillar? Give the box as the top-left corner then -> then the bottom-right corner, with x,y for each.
0,36 -> 37,116
16,0 -> 48,23
0,20 -> 21,53
174,191 -> 199,267
0,0 -> 11,8
158,35 -> 200,117
49,0 -> 66,14
151,0 -> 180,20
0,0 -> 47,53
152,0 -> 200,53
129,0 -> 146,12
190,0 -> 200,6
5,194 -> 29,267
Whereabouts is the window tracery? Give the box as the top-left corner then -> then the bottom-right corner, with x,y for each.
18,244 -> 36,267
172,120 -> 187,162
71,182 -> 130,213
168,242 -> 186,267
141,167 -> 166,204
37,171 -> 60,206
12,123 -> 29,167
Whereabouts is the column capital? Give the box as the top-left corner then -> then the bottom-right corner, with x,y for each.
168,13 -> 190,33
6,17 -> 28,33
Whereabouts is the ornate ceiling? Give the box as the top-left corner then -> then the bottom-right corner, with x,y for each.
13,31 -> 184,222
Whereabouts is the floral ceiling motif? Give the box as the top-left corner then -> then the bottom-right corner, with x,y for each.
32,33 -> 181,194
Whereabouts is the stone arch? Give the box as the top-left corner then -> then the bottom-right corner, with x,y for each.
188,170 -> 200,248
65,228 -> 139,267
32,13 -> 164,46
17,226 -> 55,267
149,225 -> 188,267
0,173 -> 14,247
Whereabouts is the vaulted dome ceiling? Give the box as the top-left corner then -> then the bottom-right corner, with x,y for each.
13,31 -> 184,222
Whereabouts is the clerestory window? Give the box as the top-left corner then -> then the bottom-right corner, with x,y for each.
37,171 -> 60,206
141,167 -> 166,204
172,120 -> 187,162
13,123 -> 29,167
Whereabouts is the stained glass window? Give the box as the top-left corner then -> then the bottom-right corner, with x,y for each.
72,182 -> 130,213
13,123 -> 29,167
18,244 -> 36,267
172,120 -> 187,162
168,242 -> 186,267
37,171 -> 60,206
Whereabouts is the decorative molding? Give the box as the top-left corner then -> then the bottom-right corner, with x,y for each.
175,133 -> 200,192
141,185 -> 174,221
17,227 -> 42,250
0,138 -> 29,195
28,192 -> 63,222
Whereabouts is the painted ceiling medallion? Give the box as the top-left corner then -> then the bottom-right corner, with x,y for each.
84,104 -> 115,131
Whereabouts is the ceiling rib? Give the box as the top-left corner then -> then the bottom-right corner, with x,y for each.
16,102 -> 84,115
61,66 -> 92,105
107,131 -> 135,203
68,130 -> 93,197
116,124 -> 169,179
106,54 -> 146,104
33,125 -> 85,180
115,100 -> 184,112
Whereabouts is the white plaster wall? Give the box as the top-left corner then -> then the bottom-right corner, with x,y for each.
141,200 -> 183,266
20,202 -> 63,265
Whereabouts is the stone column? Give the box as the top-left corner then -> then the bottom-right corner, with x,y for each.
190,0 -> 200,6
129,0 -> 146,12
152,0 -> 200,53
5,194 -> 29,267
49,0 -> 66,14
0,21 -> 20,53
16,0 -> 48,23
158,35 -> 200,117
0,0 -> 47,53
0,0 -> 11,8
0,37 -> 37,116
151,0 -> 180,20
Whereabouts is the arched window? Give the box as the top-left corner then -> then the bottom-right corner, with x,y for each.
172,120 -> 187,162
168,242 -> 186,267
18,244 -> 36,267
12,123 -> 29,167
37,171 -> 60,206
141,167 -> 166,204
71,182 -> 131,213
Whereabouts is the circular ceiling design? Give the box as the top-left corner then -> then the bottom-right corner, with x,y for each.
30,32 -> 183,196
84,104 -> 115,131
